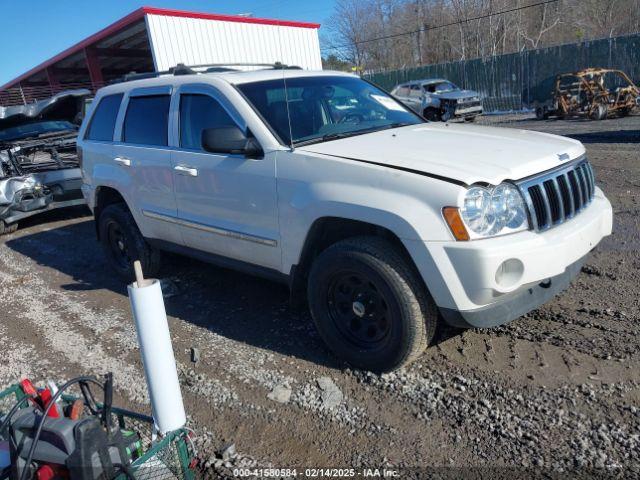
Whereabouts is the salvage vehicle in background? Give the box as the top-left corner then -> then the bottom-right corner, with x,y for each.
391,79 -> 482,122
0,90 -> 89,235
535,68 -> 640,120
79,66 -> 612,372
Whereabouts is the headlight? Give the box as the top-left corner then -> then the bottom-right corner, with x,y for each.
457,183 -> 529,239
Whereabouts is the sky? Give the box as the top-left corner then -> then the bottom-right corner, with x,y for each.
0,0 -> 336,86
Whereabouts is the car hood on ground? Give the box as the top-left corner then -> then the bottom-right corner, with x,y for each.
434,89 -> 478,100
298,122 -> 585,186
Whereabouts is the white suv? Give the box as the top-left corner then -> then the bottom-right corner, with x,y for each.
78,67 -> 613,372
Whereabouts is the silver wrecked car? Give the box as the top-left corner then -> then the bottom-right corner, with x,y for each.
391,79 -> 482,122
0,90 -> 89,235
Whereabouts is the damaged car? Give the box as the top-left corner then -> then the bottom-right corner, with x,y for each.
0,90 -> 89,235
534,68 -> 640,120
391,79 -> 483,122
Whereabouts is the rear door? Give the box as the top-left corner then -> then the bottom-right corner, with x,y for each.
169,84 -> 280,270
112,86 -> 182,245
80,93 -> 123,201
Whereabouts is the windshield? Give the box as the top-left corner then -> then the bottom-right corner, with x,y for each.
0,120 -> 77,142
237,75 -> 423,146
424,81 -> 459,94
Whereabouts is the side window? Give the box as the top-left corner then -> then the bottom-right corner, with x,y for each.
85,93 -> 123,141
179,94 -> 237,150
123,95 -> 170,146
409,84 -> 422,98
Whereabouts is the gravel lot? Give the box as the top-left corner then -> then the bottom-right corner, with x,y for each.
1,113 -> 639,478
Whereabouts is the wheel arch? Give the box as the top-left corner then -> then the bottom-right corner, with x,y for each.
93,186 -> 131,239
289,216 -> 428,308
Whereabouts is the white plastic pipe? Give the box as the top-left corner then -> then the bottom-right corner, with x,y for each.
128,266 -> 186,434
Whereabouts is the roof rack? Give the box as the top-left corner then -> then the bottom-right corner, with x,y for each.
113,62 -> 302,84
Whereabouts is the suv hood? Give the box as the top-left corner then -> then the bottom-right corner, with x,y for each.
0,89 -> 90,130
299,123 -> 585,186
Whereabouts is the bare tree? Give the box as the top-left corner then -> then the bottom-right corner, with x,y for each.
323,0 -> 640,71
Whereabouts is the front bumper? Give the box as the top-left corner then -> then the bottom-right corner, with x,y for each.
405,188 -> 612,328
454,105 -> 483,117
0,168 -> 84,224
439,253 -> 586,328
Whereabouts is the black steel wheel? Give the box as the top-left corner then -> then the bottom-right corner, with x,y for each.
105,221 -> 132,272
308,236 -> 438,372
327,270 -> 393,348
98,203 -> 161,282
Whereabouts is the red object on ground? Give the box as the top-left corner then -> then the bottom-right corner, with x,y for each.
68,399 -> 84,421
38,388 -> 61,418
19,380 -> 60,417
20,379 -> 44,409
36,464 -> 69,480
19,379 -> 37,397
36,465 -> 55,480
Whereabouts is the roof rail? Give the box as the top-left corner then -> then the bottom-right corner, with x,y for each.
112,62 -> 302,85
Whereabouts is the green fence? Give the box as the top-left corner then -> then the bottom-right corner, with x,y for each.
366,33 -> 640,113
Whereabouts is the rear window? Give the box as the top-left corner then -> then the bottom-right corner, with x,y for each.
123,95 -> 170,146
85,93 -> 123,141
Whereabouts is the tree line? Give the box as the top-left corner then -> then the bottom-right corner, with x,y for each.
322,0 -> 640,71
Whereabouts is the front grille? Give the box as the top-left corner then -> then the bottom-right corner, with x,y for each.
516,158 -> 595,231
457,99 -> 481,108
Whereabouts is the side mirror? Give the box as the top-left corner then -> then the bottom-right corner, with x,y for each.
201,126 -> 263,158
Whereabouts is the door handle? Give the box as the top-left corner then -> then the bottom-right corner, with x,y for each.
114,157 -> 131,167
174,165 -> 198,177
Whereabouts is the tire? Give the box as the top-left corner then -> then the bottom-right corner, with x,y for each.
98,203 -> 161,282
0,220 -> 18,236
590,103 -> 608,121
423,108 -> 440,122
307,236 -> 438,372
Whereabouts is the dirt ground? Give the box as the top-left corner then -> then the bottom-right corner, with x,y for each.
1,113 -> 639,479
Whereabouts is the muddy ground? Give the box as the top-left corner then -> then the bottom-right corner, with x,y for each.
1,114 -> 639,479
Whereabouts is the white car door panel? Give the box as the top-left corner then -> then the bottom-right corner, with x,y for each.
113,88 -> 183,245
170,85 -> 280,270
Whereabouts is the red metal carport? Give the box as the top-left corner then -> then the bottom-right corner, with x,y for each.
0,6 -> 320,106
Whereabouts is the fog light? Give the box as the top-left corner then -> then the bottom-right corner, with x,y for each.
495,259 -> 524,288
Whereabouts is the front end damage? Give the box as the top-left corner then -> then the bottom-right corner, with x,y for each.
0,90 -> 89,233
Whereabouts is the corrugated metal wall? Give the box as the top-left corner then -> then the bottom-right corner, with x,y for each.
366,33 -> 640,113
145,14 -> 322,71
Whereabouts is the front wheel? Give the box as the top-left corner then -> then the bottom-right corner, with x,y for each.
423,108 -> 440,121
307,237 -> 437,372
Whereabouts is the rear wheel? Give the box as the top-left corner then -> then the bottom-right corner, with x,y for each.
307,236 -> 437,372
98,203 -> 161,282
535,107 -> 550,120
0,220 -> 18,236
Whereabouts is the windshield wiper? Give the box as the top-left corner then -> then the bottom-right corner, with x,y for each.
294,122 -> 413,147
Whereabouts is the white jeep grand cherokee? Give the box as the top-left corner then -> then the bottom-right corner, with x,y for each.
78,68 -> 612,372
